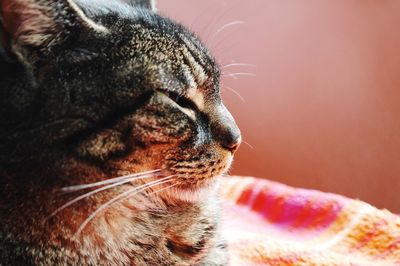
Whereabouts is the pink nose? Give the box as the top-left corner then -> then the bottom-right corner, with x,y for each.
221,134 -> 242,153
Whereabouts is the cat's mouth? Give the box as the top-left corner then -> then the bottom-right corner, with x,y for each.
158,146 -> 233,201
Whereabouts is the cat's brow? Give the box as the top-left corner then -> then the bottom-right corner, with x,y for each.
179,40 -> 209,111
186,88 -> 205,110
181,46 -> 207,87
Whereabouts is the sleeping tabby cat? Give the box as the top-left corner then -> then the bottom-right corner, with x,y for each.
0,0 -> 241,265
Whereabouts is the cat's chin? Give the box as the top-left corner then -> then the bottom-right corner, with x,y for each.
163,179 -> 221,203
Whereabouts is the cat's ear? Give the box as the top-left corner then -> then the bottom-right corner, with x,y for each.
123,0 -> 156,11
0,0 -> 107,60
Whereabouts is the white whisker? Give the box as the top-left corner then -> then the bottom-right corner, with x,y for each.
147,183 -> 178,196
223,72 -> 256,80
61,169 -> 162,193
224,86 -> 245,102
49,173 -> 158,219
216,21 -> 245,34
243,140 -> 255,150
208,20 -> 245,44
223,72 -> 256,77
74,175 -> 175,237
222,63 -> 256,69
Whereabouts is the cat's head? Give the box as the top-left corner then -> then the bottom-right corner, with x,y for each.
0,0 -> 241,200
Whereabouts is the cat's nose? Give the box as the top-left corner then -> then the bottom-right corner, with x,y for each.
211,104 -> 242,153
221,130 -> 242,152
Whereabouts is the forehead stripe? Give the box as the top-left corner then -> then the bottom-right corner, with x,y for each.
181,46 -> 207,86
180,34 -> 209,73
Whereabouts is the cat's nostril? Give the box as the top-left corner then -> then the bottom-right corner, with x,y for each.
221,134 -> 242,153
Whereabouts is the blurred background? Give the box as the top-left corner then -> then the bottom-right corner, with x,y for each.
158,0 -> 400,212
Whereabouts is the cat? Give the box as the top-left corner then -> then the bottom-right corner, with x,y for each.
0,0 -> 241,265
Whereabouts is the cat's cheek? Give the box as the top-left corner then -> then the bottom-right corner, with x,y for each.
75,129 -> 127,160
129,117 -> 195,144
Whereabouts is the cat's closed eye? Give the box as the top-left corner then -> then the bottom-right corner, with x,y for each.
156,89 -> 198,118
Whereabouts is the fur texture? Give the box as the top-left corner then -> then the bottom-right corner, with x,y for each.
0,0 -> 241,265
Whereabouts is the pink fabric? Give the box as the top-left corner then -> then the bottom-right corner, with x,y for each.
219,176 -> 400,265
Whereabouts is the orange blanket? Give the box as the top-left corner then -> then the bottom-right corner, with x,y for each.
219,176 -> 400,266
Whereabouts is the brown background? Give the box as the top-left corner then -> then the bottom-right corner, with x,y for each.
158,0 -> 400,212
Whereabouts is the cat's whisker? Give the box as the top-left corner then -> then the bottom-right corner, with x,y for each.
202,4 -> 242,46
143,181 -> 182,212
49,173 -> 161,219
147,183 -> 178,196
222,73 -> 256,81
243,140 -> 255,150
188,2 -> 214,29
222,72 -> 256,78
221,63 -> 256,69
74,175 -> 175,237
223,86 -> 245,103
142,183 -> 179,213
61,169 -> 163,193
209,21 -> 245,43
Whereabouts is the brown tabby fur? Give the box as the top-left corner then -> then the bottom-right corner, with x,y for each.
0,0 -> 241,265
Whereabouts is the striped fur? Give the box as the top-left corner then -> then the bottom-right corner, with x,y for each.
0,0 -> 240,264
